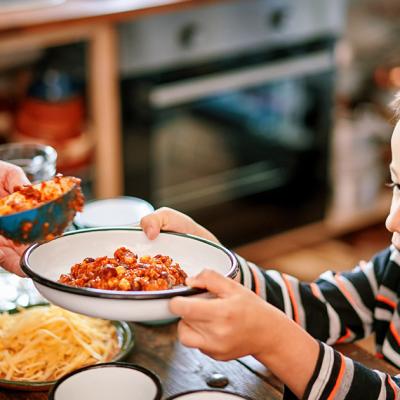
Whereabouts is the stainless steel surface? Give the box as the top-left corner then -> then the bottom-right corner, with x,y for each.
119,0 -> 346,75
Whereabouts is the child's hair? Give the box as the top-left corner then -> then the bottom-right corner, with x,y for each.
391,91 -> 400,119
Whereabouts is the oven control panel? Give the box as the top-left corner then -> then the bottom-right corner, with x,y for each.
119,0 -> 346,75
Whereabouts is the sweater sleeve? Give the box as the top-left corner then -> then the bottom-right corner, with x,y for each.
236,247 -> 392,345
236,247 -> 400,399
284,341 -> 400,400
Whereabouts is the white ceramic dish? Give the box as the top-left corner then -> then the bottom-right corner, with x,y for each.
21,228 -> 238,322
73,197 -> 154,229
166,390 -> 254,400
48,362 -> 162,400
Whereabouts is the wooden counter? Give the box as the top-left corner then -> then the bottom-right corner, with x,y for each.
0,323 -> 398,400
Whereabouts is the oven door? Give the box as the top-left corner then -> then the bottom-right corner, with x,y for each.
124,48 -> 335,245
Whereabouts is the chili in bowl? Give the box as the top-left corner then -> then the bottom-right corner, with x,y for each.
0,175 -> 83,243
21,227 -> 238,322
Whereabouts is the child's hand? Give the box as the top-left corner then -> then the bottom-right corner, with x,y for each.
170,269 -> 320,398
169,269 -> 284,360
140,207 -> 219,243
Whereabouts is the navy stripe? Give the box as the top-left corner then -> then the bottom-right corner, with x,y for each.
345,361 -> 383,400
316,279 -> 365,339
300,283 -> 331,342
263,272 -> 286,313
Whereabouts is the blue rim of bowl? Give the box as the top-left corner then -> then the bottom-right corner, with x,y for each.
73,196 -> 154,229
21,227 -> 239,300
47,362 -> 163,400
0,304 -> 134,391
165,389 -> 255,399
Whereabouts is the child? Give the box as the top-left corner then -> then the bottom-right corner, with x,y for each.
140,93 -> 400,399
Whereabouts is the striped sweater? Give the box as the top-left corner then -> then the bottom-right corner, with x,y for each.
238,245 -> 400,399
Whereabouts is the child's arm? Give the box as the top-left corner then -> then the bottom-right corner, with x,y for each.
170,269 -> 320,398
236,247 -> 392,345
172,270 -> 400,399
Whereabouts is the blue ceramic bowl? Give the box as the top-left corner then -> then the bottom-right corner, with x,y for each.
0,177 -> 82,243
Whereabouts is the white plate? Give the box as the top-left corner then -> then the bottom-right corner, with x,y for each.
21,228 -> 238,322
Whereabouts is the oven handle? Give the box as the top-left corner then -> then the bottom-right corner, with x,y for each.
149,50 -> 334,108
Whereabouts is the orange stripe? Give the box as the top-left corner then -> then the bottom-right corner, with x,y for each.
336,328 -> 351,344
250,265 -> 261,296
334,274 -> 357,308
376,294 -> 396,309
282,274 -> 299,324
388,375 -> 397,398
327,353 -> 346,400
390,322 -> 400,346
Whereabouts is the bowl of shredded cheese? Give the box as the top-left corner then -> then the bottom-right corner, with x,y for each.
0,304 -> 134,390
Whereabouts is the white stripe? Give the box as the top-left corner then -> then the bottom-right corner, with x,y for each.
307,343 -> 335,400
237,256 -> 253,290
390,247 -> 400,265
315,287 -> 342,345
339,275 -> 373,333
375,307 -> 393,322
320,271 -> 372,336
379,286 -> 398,304
248,262 -> 267,300
383,339 -> 400,368
373,370 -> 388,400
333,356 -> 354,400
358,261 -> 378,295
266,270 -> 293,320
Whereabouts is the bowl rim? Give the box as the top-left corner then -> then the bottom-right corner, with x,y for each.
21,227 -> 239,300
47,362 -> 163,400
165,389 -> 255,400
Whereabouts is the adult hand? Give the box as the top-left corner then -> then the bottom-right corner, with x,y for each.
0,161 -> 30,275
141,207 -> 219,243
0,160 -> 30,196
0,237 -> 27,276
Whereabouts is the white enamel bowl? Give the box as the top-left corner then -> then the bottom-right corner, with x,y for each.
48,363 -> 162,400
21,228 -> 238,322
166,390 -> 254,400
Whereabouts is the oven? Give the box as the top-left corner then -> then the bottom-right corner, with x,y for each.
119,0 -> 346,246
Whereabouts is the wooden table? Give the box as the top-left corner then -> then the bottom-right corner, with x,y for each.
1,322 -> 398,400
0,0 -> 225,199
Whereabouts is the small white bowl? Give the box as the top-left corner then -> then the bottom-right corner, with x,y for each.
21,228 -> 238,322
48,363 -> 162,400
166,390 -> 254,400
